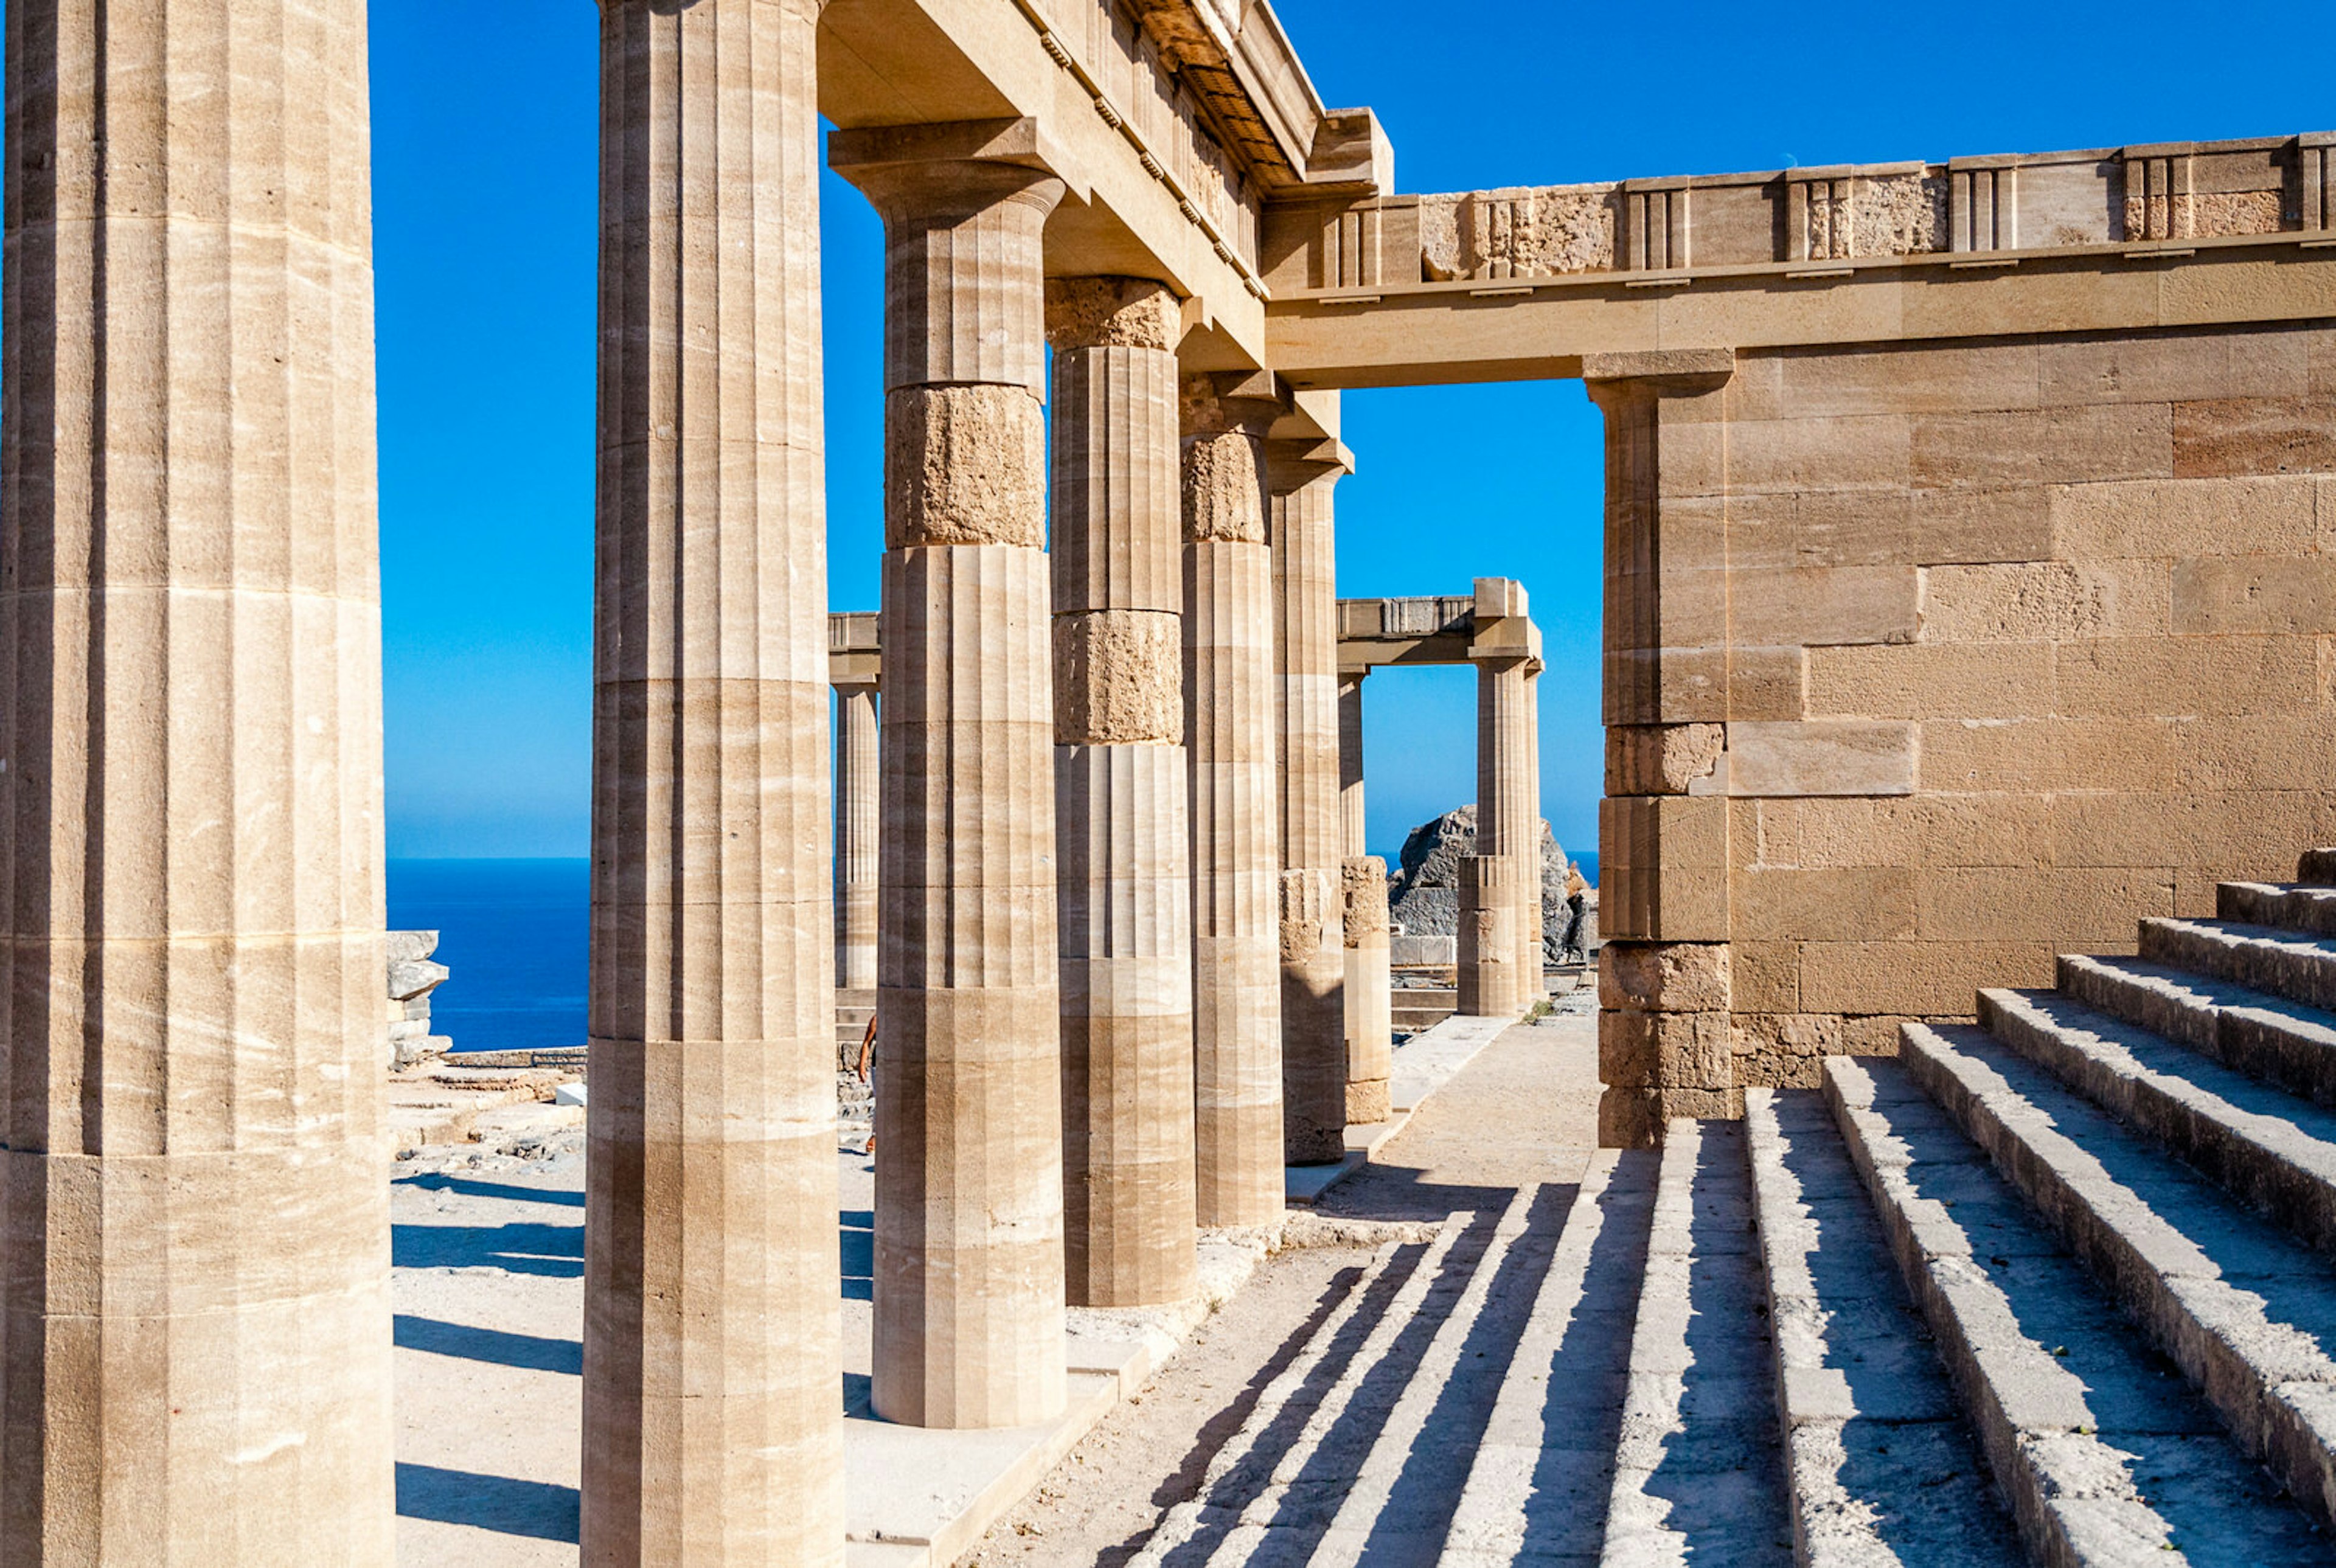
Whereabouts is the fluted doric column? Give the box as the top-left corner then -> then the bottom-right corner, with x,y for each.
1184,376 -> 1287,1225
1268,446 -> 1349,1160
832,127 -> 1068,1429
836,680 -> 880,994
1049,280 -> 1198,1307
1338,673 -> 1392,1122
1464,655 -> 1535,1019
0,5 -> 394,1561
585,2 -> 844,1561
1523,661 -> 1548,999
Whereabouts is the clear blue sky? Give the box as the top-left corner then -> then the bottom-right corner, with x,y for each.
372,0 -> 2326,866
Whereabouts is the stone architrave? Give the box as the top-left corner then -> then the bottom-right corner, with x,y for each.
836,681 -> 881,993
1184,376 -> 1289,1226
1048,277 -> 1199,1308
0,5 -> 398,1560
584,1 -> 846,1560
833,126 -> 1069,1429
1268,445 -> 1350,1162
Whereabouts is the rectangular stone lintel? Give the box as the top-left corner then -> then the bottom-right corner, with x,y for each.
1581,348 -> 1737,385
1725,720 -> 1917,797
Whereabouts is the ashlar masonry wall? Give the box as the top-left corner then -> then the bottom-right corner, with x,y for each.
1592,321 -> 2336,1147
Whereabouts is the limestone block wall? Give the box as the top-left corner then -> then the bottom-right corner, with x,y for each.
1593,322 -> 2336,1147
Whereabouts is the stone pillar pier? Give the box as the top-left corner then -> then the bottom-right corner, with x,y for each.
1048,279 -> 1198,1308
0,5 -> 397,1557
585,2 -> 844,1559
1468,630 -> 1537,1019
833,128 -> 1068,1428
1184,375 -> 1288,1225
1585,350 -> 1739,1150
1337,675 -> 1392,1121
836,681 -> 881,994
1268,446 -> 1349,1162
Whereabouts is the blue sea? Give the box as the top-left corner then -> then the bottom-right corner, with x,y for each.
388,859 -> 589,1055
388,846 -> 1597,1055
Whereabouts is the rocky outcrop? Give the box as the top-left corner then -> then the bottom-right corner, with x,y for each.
389,930 -> 454,1069
1386,804 -> 1593,960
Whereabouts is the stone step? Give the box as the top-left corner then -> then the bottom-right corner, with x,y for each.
1824,1053 -> 2328,1566
1981,987 -> 2336,1258
1307,1187 -> 1548,1568
1127,1216 -> 1467,1567
1743,1086 -> 2020,1566
1598,1119 -> 1795,1568
2137,917 -> 2336,1014
2220,881 -> 2336,940
1897,1023 -> 2336,1536
2058,952 -> 2336,1112
1442,1150 -> 1658,1567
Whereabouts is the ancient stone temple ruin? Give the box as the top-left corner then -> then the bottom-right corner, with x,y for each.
2,0 -> 2334,1563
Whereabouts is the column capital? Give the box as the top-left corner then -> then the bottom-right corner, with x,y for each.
1046,277 -> 1180,352
1580,347 -> 1736,404
1265,437 -> 1355,497
1181,370 -> 1287,439
827,117 -> 1071,224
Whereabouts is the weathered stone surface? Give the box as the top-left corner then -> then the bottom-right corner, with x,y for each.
1420,184 -> 1616,280
1607,722 -> 1725,796
1054,609 -> 1184,746
1184,431 -> 1270,544
836,682 -> 881,992
885,384 -> 1049,548
1045,276 -> 1181,351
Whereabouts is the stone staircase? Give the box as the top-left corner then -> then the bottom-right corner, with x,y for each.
1124,851 -> 2336,1565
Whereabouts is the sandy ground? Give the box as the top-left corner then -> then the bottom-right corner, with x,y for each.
390,1008 -> 1599,1565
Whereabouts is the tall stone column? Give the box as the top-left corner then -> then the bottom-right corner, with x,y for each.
1465,580 -> 1540,1022
1523,661 -> 1549,999
836,681 -> 881,994
585,2 -> 843,1560
1,6 -> 396,1559
1185,376 -> 1288,1225
1467,661 -> 1535,1022
1268,447 -> 1349,1162
1048,279 -> 1198,1308
1338,673 -> 1392,1122
832,127 -> 1068,1429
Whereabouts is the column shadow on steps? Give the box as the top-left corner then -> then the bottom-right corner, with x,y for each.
1349,1182 -> 1577,1567
1769,1091 -> 2021,1564
1132,1235 -> 1440,1568
1247,1210 -> 1508,1560
396,1460 -> 580,1543
394,1313 -> 583,1375
1633,1126 -> 1796,1566
1512,1156 -> 1655,1561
